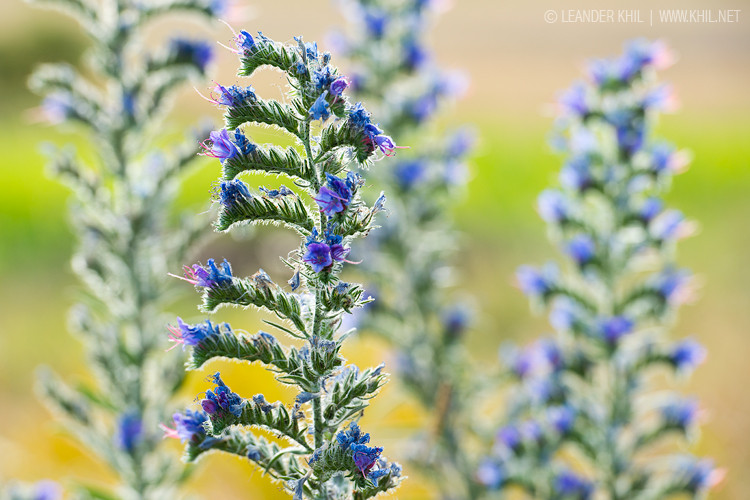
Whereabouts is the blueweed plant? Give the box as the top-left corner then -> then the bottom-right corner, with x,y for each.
162,31 -> 402,499
478,40 -> 723,499
332,0 -> 479,497
27,0 -> 222,497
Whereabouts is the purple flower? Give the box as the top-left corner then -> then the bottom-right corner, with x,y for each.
330,76 -> 349,96
403,39 -> 427,70
670,339 -> 707,373
363,7 -> 388,38
566,234 -> 596,266
351,443 -> 383,476
253,394 -> 274,413
115,411 -> 143,452
653,269 -> 692,304
162,409 -> 207,443
639,197 -> 663,222
303,242 -> 333,273
309,92 -> 330,121
394,160 -> 426,190
651,209 -> 690,241
337,422 -> 370,448
202,129 -> 238,161
680,459 -> 724,493
314,174 -> 353,216
496,425 -> 521,451
442,305 -> 471,339
237,30 -> 255,53
597,315 -> 634,345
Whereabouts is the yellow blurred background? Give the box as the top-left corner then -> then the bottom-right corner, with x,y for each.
1,0 -> 748,498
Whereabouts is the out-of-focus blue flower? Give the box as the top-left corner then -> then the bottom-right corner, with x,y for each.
363,7 -> 388,38
661,399 -> 698,431
554,470 -> 594,500
560,155 -> 594,192
170,38 -> 213,71
252,394 -> 274,413
476,459 -> 505,489
546,405 -> 576,435
495,425 -> 521,452
670,339 -> 706,373
559,82 -> 588,116
115,411 -> 143,452
538,190 -> 570,223
566,234 -> 596,266
517,263 -> 558,299
597,315 -> 634,345
394,160 -> 426,190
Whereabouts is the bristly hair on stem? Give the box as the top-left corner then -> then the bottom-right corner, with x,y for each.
164,29 -> 402,499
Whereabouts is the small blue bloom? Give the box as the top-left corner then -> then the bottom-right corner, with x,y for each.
295,392 -> 318,404
237,30 -> 255,53
202,372 -> 244,418
312,66 -> 335,89
167,318 -> 224,348
403,38 -> 427,70
597,315 -> 634,345
309,92 -> 330,121
252,394 -> 273,413
670,339 -> 706,373
538,190 -> 570,223
329,76 -> 348,96
653,268 -> 691,303
351,443 -> 383,475
651,209 -> 688,241
495,425 -> 521,451
233,129 -> 256,155
220,179 -> 252,208
546,405 -> 576,435
246,445 -> 262,461
41,93 -> 73,124
336,422 -> 370,449
566,234 -> 596,266
680,458 -> 723,493
363,8 -> 388,38
115,411 -> 143,452
661,399 -> 698,430
517,263 -> 558,298
560,155 -> 594,192
170,38 -> 213,72
164,409 -> 207,443
554,470 -> 594,500
314,173 -> 353,216
394,160 -> 426,190
477,459 -> 505,489
288,270 -> 301,291
559,82 -> 588,116
443,304 -> 471,339
182,258 -> 233,288
639,197 -> 663,222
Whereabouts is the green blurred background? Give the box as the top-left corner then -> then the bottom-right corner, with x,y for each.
1,0 -> 748,498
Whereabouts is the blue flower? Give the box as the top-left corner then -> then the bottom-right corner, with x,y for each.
363,7 -> 388,38
477,459 -> 504,489
202,129 -> 238,162
201,372 -> 244,417
403,38 -> 427,70
597,315 -> 634,345
211,84 -> 256,107
162,409 -> 207,443
560,155 -> 594,192
517,264 -> 558,298
495,425 -> 521,451
661,399 -> 698,431
246,445 -> 262,461
546,405 -> 576,435
180,258 -> 233,288
114,411 -> 143,452
554,470 -> 594,499
680,458 -> 723,493
351,443 -> 383,476
237,30 -> 256,53
538,190 -> 570,223
670,339 -> 706,373
233,129 -> 256,155
309,92 -> 330,121
653,268 -> 691,304
220,179 -> 252,208
41,93 -> 73,124
169,38 -> 213,72
651,209 -> 689,241
252,394 -> 274,413
639,197 -> 663,222
559,82 -> 588,116
329,76 -> 348,96
336,422 -> 370,449
168,318 -> 224,349
442,304 -> 471,339
394,160 -> 426,190
565,234 -> 596,266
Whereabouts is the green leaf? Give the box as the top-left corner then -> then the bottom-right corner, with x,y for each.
216,191 -> 314,235
222,144 -> 309,182
225,99 -> 301,137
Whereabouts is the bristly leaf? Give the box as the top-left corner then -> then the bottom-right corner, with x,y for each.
201,279 -> 307,334
239,39 -> 302,78
225,99 -> 301,137
222,144 -> 310,182
216,190 -> 314,235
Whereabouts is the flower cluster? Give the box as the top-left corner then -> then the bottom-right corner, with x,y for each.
166,32 -> 401,499
480,39 -> 719,498
28,0 -> 220,496
333,0 -> 477,497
